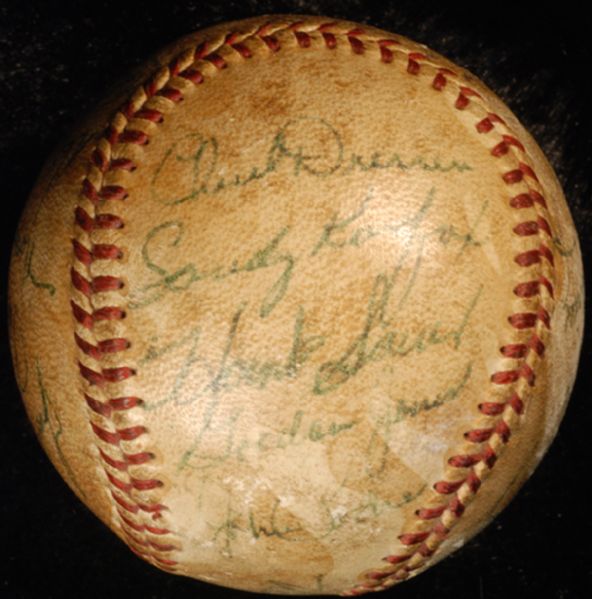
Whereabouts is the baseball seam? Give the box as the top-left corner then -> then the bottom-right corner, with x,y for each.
68,18 -> 555,590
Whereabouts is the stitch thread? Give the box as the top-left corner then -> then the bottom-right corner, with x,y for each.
335,34 -> 554,596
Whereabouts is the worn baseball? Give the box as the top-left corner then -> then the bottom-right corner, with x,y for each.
9,14 -> 584,596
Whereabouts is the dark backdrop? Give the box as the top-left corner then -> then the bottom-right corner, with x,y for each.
1,1 -> 590,598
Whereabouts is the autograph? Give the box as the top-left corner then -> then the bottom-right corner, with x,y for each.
150,116 -> 472,206
131,187 -> 486,318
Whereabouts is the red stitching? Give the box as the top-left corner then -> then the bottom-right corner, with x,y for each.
99,338 -> 130,353
407,52 -> 426,75
99,448 -> 154,470
119,512 -> 171,535
433,479 -> 464,494
491,134 -> 525,156
81,179 -> 99,203
91,422 -> 144,445
106,471 -> 162,493
224,33 -> 253,58
261,34 -> 280,51
75,272 -> 123,294
223,32 -> 240,45
118,130 -> 150,145
149,540 -> 178,552
503,162 -> 539,184
475,112 -> 505,133
93,275 -> 124,293
328,36 -> 555,590
76,208 -> 124,230
508,310 -> 550,329
515,245 -> 554,267
448,452 -> 484,468
398,531 -> 429,546
491,364 -> 535,386
91,149 -> 109,171
71,268 -> 91,297
110,396 -> 143,409
72,240 -> 92,265
93,243 -> 124,260
294,31 -> 312,48
105,126 -> 120,145
432,72 -> 447,90
479,401 -> 505,415
348,34 -> 365,55
383,554 -> 412,565
179,67 -> 204,85
194,41 -> 209,60
378,39 -> 399,64
513,276 -> 554,298
78,362 -> 135,386
455,86 -> 481,110
75,334 -> 130,358
134,108 -> 164,123
415,505 -> 446,519
70,301 -> 92,328
322,32 -> 337,49
205,52 -> 227,69
464,427 -> 494,443
510,190 -> 547,209
158,87 -> 184,102
86,394 -> 144,417
107,471 -> 134,492
112,491 -> 166,515
229,41 -> 252,58
104,366 -> 136,383
528,334 -> 546,355
75,334 -> 99,358
513,218 -> 552,237
113,491 -> 140,513
99,184 -> 129,200
127,532 -> 150,547
72,21 -> 195,568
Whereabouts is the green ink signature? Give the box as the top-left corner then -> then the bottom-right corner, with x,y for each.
553,234 -> 577,258
143,304 -> 325,411
35,360 -> 85,498
206,481 -> 426,559
313,273 -> 483,395
132,222 -> 294,317
210,495 -> 243,558
140,251 -> 482,411
12,236 -> 56,296
178,401 -> 358,472
132,187 -> 487,318
151,116 -> 472,206
435,199 -> 489,257
13,131 -> 96,298
561,287 -> 584,330
318,481 -> 427,538
248,498 -> 307,542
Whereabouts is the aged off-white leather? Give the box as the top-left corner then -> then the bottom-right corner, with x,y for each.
9,15 -> 584,596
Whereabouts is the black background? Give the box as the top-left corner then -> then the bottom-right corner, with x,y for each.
1,1 -> 590,598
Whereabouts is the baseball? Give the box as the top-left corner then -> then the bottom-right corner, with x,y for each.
9,14 -> 584,596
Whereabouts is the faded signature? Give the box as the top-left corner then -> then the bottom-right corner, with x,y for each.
131,187 -> 487,317
150,116 -> 472,206
205,480 -> 426,559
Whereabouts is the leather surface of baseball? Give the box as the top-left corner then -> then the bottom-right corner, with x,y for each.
8,14 -> 584,596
